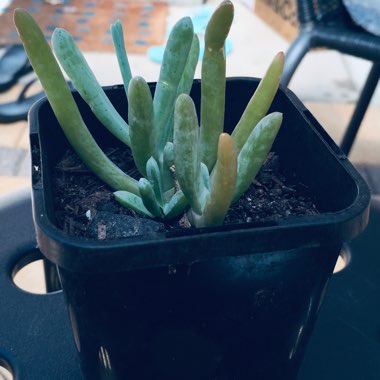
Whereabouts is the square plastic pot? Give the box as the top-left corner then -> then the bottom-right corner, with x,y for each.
29,78 -> 370,380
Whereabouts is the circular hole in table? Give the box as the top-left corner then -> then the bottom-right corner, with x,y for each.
12,249 -> 62,294
0,358 -> 13,380
333,244 -> 351,274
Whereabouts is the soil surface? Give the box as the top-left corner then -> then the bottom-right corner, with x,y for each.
52,147 -> 318,240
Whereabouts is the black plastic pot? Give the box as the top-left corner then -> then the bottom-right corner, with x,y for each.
29,78 -> 370,380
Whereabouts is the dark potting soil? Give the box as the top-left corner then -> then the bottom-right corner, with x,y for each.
52,147 -> 318,240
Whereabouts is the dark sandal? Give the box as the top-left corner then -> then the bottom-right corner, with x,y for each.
0,78 -> 45,123
0,45 -> 33,93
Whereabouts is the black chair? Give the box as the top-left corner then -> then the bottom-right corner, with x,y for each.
281,0 -> 380,155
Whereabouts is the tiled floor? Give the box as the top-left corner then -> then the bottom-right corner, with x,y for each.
0,0 -> 379,198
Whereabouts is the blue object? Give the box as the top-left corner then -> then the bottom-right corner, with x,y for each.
148,38 -> 233,64
147,5 -> 233,64
0,78 -> 45,123
192,5 -> 214,34
0,45 -> 33,93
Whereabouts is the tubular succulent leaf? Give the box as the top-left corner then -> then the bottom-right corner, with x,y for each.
153,16 -> 194,154
165,34 -> 201,143
111,20 -> 132,99
163,142 -> 174,169
114,191 -> 153,217
234,112 -> 283,202
192,133 -> 237,228
164,191 -> 188,219
200,162 -> 211,192
139,178 -> 163,217
13,8 -> 138,195
174,94 -> 203,215
177,34 -> 200,96
52,28 -> 131,147
128,76 -> 154,177
232,52 -> 284,152
146,157 -> 164,207
199,0 -> 234,170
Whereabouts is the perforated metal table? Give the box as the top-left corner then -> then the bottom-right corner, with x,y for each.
1,189 -> 379,380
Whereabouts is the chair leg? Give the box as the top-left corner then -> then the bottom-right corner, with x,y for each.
281,30 -> 313,87
340,62 -> 380,155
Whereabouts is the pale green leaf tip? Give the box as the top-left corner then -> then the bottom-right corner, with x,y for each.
111,19 -> 121,28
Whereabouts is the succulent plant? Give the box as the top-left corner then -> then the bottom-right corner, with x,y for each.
14,0 -> 284,229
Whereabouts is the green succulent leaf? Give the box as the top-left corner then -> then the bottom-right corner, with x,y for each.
138,178 -> 163,217
14,9 -> 138,195
192,133 -> 237,228
146,157 -> 164,206
199,0 -> 234,170
114,190 -> 153,217
200,162 -> 210,191
174,94 -> 203,214
177,34 -> 200,96
111,20 -> 132,99
153,17 -> 194,154
163,141 -> 174,169
52,28 -> 131,147
166,34 -> 200,143
232,52 -> 284,152
153,16 -> 194,154
204,0 -> 234,50
128,76 -> 154,177
163,191 -> 189,219
234,112 -> 283,202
